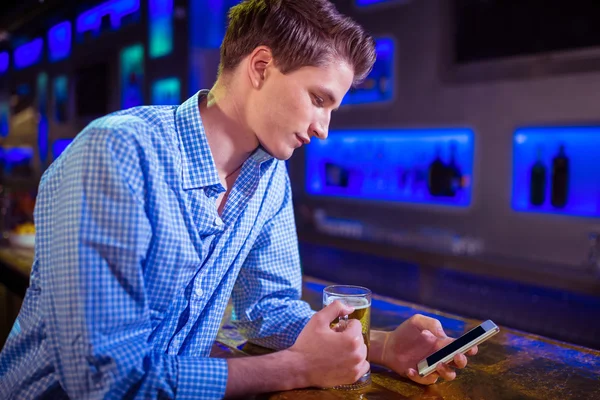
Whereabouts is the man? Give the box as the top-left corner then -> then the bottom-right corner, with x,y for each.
0,0 -> 477,398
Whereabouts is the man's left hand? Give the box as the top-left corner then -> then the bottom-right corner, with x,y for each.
371,314 -> 478,385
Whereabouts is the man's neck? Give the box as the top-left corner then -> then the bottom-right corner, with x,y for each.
199,79 -> 259,181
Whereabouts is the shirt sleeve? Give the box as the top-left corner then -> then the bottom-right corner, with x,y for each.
41,123 -> 227,400
230,164 -> 316,350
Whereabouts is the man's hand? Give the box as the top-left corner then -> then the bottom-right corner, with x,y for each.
371,314 -> 478,385
289,300 -> 370,388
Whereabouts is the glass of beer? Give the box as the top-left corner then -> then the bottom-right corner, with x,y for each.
323,285 -> 372,390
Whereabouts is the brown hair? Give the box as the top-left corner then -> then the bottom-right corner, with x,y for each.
219,0 -> 376,85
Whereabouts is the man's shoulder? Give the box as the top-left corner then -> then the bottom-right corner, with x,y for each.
90,105 -> 178,139
70,105 -> 178,158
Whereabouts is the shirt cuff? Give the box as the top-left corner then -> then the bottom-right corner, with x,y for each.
176,357 -> 228,400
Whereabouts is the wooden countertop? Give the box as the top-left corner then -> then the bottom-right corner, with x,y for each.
1,247 -> 598,398
213,277 -> 600,400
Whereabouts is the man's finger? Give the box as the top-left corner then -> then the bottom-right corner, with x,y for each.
317,300 -> 354,326
342,319 -> 363,337
466,345 -> 478,356
452,353 -> 468,369
406,368 -> 439,385
436,362 -> 457,381
411,315 -> 447,338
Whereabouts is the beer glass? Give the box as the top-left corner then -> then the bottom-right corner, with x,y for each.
323,285 -> 372,390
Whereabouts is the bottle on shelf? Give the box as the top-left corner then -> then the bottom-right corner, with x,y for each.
529,145 -> 546,206
427,145 -> 451,197
551,144 -> 569,209
448,141 -> 462,196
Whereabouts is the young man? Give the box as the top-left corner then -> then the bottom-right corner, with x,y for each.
0,0 -> 477,398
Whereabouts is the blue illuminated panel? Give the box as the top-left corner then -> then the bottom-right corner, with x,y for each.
76,0 -> 140,36
52,138 -> 73,159
512,127 -> 600,218
341,38 -> 394,106
48,21 -> 72,62
149,0 -> 174,58
190,0 -> 242,49
152,77 -> 180,105
356,0 -> 410,7
120,44 -> 144,109
53,75 -> 69,122
14,38 -> 43,69
1,147 -> 33,173
0,52 -> 8,74
0,101 -> 8,137
306,128 -> 475,207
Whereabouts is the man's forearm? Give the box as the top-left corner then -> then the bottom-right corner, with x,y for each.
225,349 -> 310,397
369,330 -> 391,367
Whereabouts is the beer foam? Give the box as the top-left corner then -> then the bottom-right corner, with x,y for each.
325,296 -> 370,309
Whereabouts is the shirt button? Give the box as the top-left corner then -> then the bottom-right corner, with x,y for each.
214,217 -> 223,227
195,286 -> 204,297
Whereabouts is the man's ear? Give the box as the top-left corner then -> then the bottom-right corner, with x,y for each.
247,46 -> 274,89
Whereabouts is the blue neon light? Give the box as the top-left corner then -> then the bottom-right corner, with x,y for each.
120,44 -> 144,109
512,126 -> 600,218
1,147 -> 33,165
52,138 -> 73,159
14,38 -> 43,69
356,0 -> 410,6
0,52 -> 8,74
151,77 -> 180,105
149,0 -> 174,58
53,75 -> 69,122
306,128 -> 475,207
37,73 -> 49,165
48,21 -> 72,62
0,101 -> 9,137
341,37 -> 395,106
76,0 -> 140,35
190,0 -> 241,49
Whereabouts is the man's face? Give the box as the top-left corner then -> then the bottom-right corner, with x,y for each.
247,58 -> 354,160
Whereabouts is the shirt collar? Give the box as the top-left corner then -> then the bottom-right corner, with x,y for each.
175,89 -> 275,190
176,90 -> 221,190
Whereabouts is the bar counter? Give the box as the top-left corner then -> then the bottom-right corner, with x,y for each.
1,248 -> 599,399
214,277 -> 600,400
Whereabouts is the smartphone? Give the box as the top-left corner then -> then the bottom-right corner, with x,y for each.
417,319 -> 500,377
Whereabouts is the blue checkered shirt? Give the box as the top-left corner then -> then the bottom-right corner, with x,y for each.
0,90 -> 315,399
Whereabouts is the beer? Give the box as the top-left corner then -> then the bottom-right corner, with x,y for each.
325,295 -> 371,359
323,285 -> 372,390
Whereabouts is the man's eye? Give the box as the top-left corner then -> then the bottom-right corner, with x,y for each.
313,95 -> 324,107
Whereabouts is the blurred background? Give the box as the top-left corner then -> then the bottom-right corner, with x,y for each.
0,0 -> 599,351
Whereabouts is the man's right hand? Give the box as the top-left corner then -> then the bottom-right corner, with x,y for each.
288,300 -> 370,388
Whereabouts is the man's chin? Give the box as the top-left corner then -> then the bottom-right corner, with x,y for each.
259,144 -> 293,161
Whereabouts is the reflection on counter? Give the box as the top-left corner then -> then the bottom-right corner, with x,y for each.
341,37 -> 394,106
512,126 -> 600,218
306,128 -> 474,207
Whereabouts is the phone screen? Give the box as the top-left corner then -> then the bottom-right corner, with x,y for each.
426,326 -> 485,365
